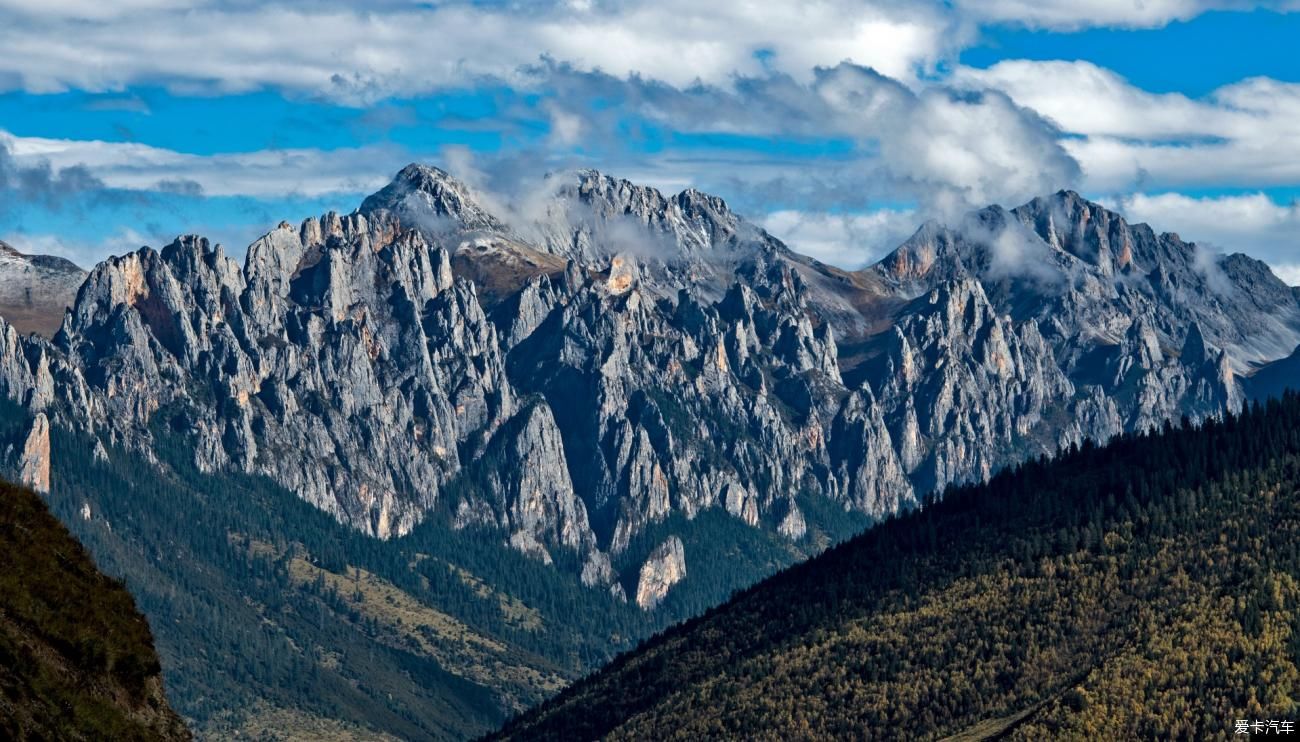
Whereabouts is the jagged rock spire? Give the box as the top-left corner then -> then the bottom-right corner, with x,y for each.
0,164 -> 1294,611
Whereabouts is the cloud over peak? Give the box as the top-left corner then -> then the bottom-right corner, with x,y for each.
0,0 -> 1294,281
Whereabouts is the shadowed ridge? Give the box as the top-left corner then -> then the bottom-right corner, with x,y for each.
0,476 -> 190,740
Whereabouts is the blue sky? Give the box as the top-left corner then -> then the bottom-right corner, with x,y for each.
0,1 -> 1297,282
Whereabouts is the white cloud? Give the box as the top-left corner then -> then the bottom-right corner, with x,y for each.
956,0 -> 1288,30
517,64 -> 1081,216
0,0 -> 1271,102
1112,191 -> 1300,283
1274,264 -> 1300,286
956,60 -> 1300,192
954,60 -> 1239,139
0,0 -> 191,20
760,208 -> 919,268
3,3 -> 1295,277
1064,136 -> 1300,193
1,131 -> 402,197
0,1 -> 962,101
1,56 -> 1084,222
875,82 -> 1078,213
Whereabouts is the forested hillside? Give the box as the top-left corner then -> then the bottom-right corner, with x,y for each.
496,394 -> 1300,740
0,477 -> 189,741
0,398 -> 865,739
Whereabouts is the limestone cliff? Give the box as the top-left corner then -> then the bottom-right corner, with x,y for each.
0,168 -> 1291,603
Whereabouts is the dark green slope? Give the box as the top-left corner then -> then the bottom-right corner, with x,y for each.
0,478 -> 189,741
496,395 -> 1300,741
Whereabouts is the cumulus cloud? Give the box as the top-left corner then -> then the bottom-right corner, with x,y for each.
956,61 -> 1300,192
1,58 -> 1083,223
1274,265 -> 1300,286
0,0 -> 192,21
2,1 -> 1292,277
954,60 -> 1238,139
518,63 -> 1081,216
0,131 -> 391,266
0,1 -> 963,101
0,0 -> 1270,101
873,84 -> 1080,214
0,138 -> 146,219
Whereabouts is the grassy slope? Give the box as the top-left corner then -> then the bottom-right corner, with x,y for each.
0,478 -> 190,741
495,395 -> 1300,741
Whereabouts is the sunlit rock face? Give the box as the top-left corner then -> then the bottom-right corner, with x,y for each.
0,166 -> 1292,601
18,412 -> 50,494
635,536 -> 686,610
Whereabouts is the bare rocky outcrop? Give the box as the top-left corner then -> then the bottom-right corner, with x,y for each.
870,279 -> 1074,494
53,218 -> 512,540
634,536 -> 686,610
458,400 -> 596,565
18,413 -> 49,494
0,168 -> 1292,606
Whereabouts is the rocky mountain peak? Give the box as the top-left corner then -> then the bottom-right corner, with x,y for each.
868,188 -> 1300,375
536,169 -> 767,270
0,238 -> 87,336
0,240 -> 75,271
874,220 -> 969,292
562,170 -> 741,228
360,163 -> 507,234
676,187 -> 729,213
1011,190 -> 1138,275
568,169 -> 671,216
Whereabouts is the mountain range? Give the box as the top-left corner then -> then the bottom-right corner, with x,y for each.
1,163 -> 1298,736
